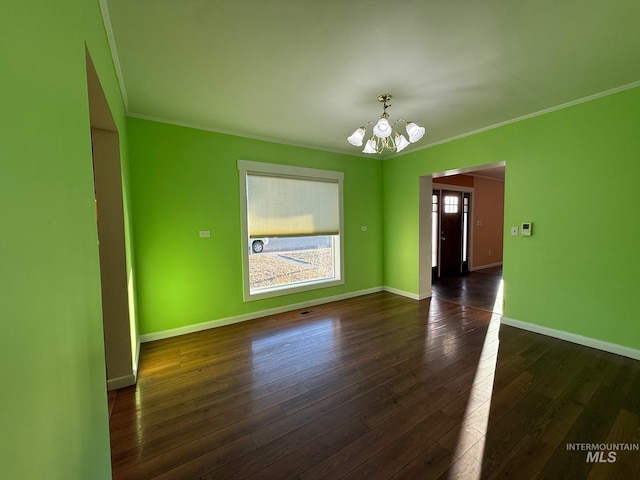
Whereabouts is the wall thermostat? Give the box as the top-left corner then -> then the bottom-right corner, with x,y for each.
521,222 -> 532,236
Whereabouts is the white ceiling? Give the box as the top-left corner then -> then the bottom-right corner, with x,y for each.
104,0 -> 640,159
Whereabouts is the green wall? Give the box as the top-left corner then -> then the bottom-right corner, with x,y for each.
3,2 -> 636,478
1,1 -> 131,478
384,86 -> 640,351
128,118 -> 383,335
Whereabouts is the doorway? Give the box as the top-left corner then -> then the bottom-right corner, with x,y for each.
86,49 -> 137,390
418,162 -> 506,303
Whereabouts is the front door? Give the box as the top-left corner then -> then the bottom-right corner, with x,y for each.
439,190 -> 463,277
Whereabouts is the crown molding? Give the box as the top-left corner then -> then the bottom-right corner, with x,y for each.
98,0 -> 129,110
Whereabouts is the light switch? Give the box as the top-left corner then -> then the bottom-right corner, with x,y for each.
199,230 -> 211,238
361,226 -> 368,232
510,226 -> 519,236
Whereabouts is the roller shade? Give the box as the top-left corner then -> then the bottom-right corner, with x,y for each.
247,173 -> 340,238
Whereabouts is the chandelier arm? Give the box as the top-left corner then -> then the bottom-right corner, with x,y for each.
389,135 -> 397,152
380,135 -> 396,153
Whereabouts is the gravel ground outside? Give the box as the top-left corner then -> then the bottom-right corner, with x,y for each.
249,248 -> 334,289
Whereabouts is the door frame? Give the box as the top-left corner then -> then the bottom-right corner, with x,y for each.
86,49 -> 138,390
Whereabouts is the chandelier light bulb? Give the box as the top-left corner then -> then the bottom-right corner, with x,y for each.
347,127 -> 366,146
406,122 -> 425,143
362,138 -> 377,154
395,134 -> 410,153
373,118 -> 391,138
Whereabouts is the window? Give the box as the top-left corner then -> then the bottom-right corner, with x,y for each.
463,194 -> 469,263
443,195 -> 459,213
432,193 -> 439,268
238,160 -> 344,301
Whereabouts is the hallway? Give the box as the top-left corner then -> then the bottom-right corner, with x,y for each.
431,266 -> 503,313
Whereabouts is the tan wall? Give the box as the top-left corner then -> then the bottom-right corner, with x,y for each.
471,176 -> 504,268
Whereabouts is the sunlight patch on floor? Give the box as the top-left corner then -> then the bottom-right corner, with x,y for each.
493,278 -> 504,315
449,280 -> 503,478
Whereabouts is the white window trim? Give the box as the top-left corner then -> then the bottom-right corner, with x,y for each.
238,160 -> 345,302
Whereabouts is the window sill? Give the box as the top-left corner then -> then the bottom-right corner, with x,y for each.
245,277 -> 344,302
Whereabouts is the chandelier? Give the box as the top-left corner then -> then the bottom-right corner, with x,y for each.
347,94 -> 425,154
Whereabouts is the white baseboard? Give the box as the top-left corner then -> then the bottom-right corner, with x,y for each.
383,286 -> 431,301
470,262 -> 503,271
133,339 -> 140,381
140,287 -> 384,343
107,373 -> 136,391
106,342 -> 140,390
417,291 -> 433,300
383,286 -> 419,300
501,316 -> 640,361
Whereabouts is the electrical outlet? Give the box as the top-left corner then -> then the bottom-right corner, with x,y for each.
510,226 -> 519,236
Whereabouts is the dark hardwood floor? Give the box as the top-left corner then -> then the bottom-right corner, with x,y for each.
431,266 -> 503,313
109,274 -> 640,479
